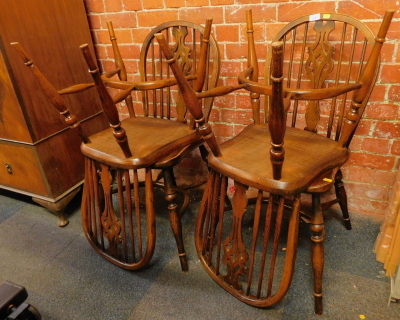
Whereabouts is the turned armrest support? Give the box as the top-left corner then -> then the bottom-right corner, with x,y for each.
80,44 -> 132,158
269,41 -> 286,180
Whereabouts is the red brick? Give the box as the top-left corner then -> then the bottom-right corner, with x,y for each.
391,140 -> 400,155
179,7 -> 224,24
132,28 -> 153,44
164,0 -> 185,8
143,0 -> 164,9
109,44 -> 141,61
380,43 -> 396,63
233,124 -> 246,136
215,25 -> 240,43
266,22 -> 287,41
369,84 -> 386,102
278,2 -> 336,22
364,103 -> 399,120
224,43 -> 247,60
220,108 -> 253,125
239,23 -> 266,43
347,198 -> 388,217
104,0 -> 123,12
85,0 -> 105,13
123,0 -> 142,11
94,30 -> 112,44
361,137 -> 390,154
87,15 -> 101,29
373,170 -> 397,186
208,108 -> 220,122
137,10 -> 178,27
212,122 -> 235,138
387,21 -> 400,42
186,0 -> 207,6
225,5 -> 276,24
102,12 -> 137,29
373,121 -> 400,139
214,93 -> 237,109
220,60 -> 245,77
345,182 -> 388,201
341,166 -> 375,184
211,0 -> 234,4
104,28 -> 134,45
353,119 -> 372,136
235,94 -> 253,110
338,1 -> 398,20
348,135 -> 363,150
119,60 -> 139,75
388,85 -> 400,102
347,153 -> 395,170
94,44 -> 108,60
101,60 -> 116,73
263,0 -> 289,2
380,64 -> 400,83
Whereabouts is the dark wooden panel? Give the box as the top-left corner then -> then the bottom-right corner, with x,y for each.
0,49 -> 31,142
0,141 -> 48,195
36,113 -> 107,198
0,0 -> 102,141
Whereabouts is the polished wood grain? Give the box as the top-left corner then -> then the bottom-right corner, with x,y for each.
194,9 -> 393,315
12,42 -> 91,144
0,50 -> 31,142
0,0 -> 108,226
79,20 -> 227,272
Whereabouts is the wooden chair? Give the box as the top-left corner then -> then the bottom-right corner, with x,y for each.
264,12 -> 397,230
104,21 -> 221,207
193,10 -> 394,315
10,18 -> 219,272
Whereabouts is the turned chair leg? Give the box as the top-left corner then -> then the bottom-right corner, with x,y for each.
311,194 -> 325,315
334,169 -> 352,230
163,168 -> 189,272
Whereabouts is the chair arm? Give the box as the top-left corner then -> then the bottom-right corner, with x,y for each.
238,68 -> 362,100
196,84 -> 245,99
57,83 -> 95,95
102,74 -> 197,91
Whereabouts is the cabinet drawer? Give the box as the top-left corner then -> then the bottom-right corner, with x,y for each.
0,142 -> 48,196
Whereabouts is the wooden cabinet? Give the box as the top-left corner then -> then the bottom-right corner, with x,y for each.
0,0 -> 108,225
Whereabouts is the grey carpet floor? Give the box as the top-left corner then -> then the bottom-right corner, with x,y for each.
0,189 -> 399,320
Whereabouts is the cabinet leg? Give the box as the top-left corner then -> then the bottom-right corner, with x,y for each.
32,188 -> 80,227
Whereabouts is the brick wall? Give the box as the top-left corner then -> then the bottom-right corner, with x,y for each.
83,0 -> 399,217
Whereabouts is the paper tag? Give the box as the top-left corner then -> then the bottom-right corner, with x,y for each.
309,14 -> 321,21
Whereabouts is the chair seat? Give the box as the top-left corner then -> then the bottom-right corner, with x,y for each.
306,169 -> 337,193
81,117 -> 201,169
208,124 -> 349,195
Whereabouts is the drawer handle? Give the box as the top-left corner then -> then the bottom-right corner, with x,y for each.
5,163 -> 12,174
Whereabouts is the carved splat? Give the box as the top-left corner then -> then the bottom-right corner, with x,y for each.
172,26 -> 193,123
304,20 -> 336,132
99,163 -> 122,257
222,181 -> 249,289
